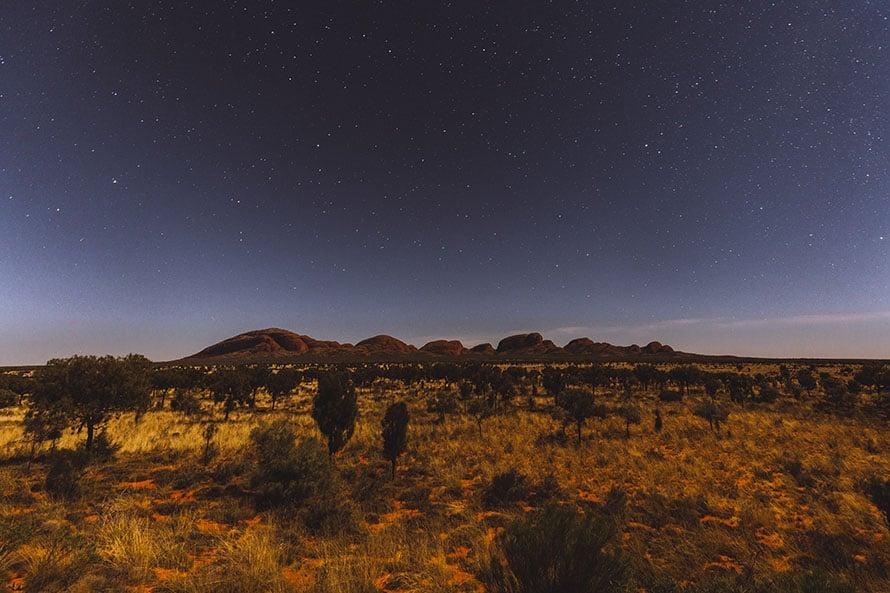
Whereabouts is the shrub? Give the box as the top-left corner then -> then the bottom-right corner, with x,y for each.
381,401 -> 409,478
426,390 -> 458,422
618,404 -> 642,438
478,503 -> 626,593
754,384 -> 780,403
557,388 -> 607,446
171,389 -> 203,416
312,371 -> 358,455
692,399 -> 729,433
541,367 -> 566,402
467,393 -> 496,437
659,389 -> 683,402
482,468 -> 530,508
209,367 -> 251,421
248,420 -> 351,532
201,422 -> 218,465
45,449 -> 88,500
817,376 -> 856,414
88,430 -> 120,461
862,475 -> 890,525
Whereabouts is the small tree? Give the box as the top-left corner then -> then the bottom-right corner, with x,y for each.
693,399 -> 729,433
618,381 -> 641,438
0,388 -> 17,411
467,392 -> 495,437
381,402 -> 409,478
797,368 -> 817,394
312,371 -> 358,456
541,367 -> 566,404
427,390 -> 457,423
30,355 -> 151,450
200,422 -> 218,464
654,407 -> 663,433
725,373 -> 753,403
266,368 -> 301,410
704,377 -> 722,399
557,388 -> 606,446
209,368 -> 251,421
618,404 -> 642,438
23,405 -> 66,469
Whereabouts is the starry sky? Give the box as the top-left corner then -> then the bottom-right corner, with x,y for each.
1,1 -> 889,364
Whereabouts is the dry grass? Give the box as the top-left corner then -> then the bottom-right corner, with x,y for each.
1,364 -> 888,592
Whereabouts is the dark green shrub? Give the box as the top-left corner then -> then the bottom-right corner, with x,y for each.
426,390 -> 458,422
87,430 -> 120,460
483,468 -> 530,508
557,388 -> 607,446
659,389 -> 683,402
862,475 -> 890,525
170,389 -> 203,416
312,371 -> 357,455
754,384 -> 780,403
381,401 -> 409,478
530,472 -> 561,504
692,399 -> 729,433
200,422 -> 218,464
478,503 -> 626,593
248,419 -> 352,532
45,449 -> 88,500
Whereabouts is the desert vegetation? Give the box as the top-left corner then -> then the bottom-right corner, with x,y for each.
1,358 -> 889,592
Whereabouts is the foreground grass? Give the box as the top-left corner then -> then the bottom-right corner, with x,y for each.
1,381 -> 888,592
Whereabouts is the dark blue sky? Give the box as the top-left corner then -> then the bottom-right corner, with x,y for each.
1,1 -> 888,364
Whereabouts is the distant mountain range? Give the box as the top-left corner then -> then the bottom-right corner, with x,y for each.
178,327 -> 698,363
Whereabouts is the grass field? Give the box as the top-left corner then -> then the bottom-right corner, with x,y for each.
1,364 -> 889,592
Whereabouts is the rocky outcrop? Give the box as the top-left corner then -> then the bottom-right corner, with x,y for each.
354,335 -> 417,354
420,340 -> 467,356
184,328 -> 684,362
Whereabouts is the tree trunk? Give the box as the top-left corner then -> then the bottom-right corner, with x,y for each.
625,420 -> 630,439
391,459 -> 397,479
85,421 -> 95,450
576,421 -> 582,446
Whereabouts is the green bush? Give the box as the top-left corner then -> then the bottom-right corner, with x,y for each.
87,430 -> 120,460
692,399 -> 729,432
312,371 -> 358,455
482,468 -> 530,508
248,419 -> 352,532
659,389 -> 683,402
478,503 -> 626,593
45,449 -> 89,500
862,475 -> 890,525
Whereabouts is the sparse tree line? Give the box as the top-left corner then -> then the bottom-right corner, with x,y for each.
2,357 -> 888,458
1,356 -> 888,593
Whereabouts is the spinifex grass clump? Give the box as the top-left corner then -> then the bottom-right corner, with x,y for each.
478,503 -> 627,593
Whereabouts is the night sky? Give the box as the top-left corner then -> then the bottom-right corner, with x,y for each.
2,2 -> 889,364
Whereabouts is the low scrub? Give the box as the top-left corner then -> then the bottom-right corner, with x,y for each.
248,419 -> 354,532
44,449 -> 89,501
478,503 -> 626,593
482,468 -> 530,508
